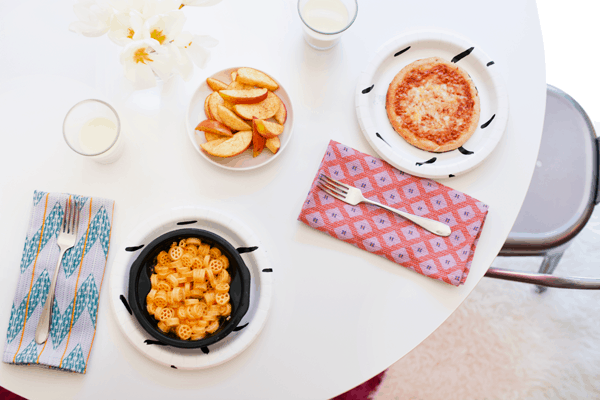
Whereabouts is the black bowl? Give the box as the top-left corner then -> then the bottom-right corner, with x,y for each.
128,228 -> 251,348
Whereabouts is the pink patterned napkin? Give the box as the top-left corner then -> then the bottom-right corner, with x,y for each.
298,141 -> 489,286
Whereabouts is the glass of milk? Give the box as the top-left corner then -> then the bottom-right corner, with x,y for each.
298,0 -> 358,50
63,99 -> 124,164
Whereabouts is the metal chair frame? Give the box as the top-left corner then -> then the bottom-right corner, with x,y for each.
486,85 -> 600,290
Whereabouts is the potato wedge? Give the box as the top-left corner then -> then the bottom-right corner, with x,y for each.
230,71 -> 237,82
265,136 -> 281,154
236,67 -> 279,91
205,132 -> 227,142
207,92 -> 224,123
207,77 -> 228,91
226,81 -> 254,90
195,120 -> 233,137
204,95 -> 211,119
273,93 -> 287,124
201,130 -> 252,158
219,88 -> 268,104
254,119 -> 284,138
234,92 -> 280,120
252,119 -> 266,158
217,105 -> 251,131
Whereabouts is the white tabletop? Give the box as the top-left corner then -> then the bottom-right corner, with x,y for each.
0,0 -> 545,398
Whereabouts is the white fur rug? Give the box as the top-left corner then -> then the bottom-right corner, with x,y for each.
372,208 -> 600,400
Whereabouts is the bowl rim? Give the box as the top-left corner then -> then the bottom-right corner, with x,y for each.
127,228 -> 251,348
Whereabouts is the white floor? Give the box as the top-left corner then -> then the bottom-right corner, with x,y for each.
372,3 -> 600,398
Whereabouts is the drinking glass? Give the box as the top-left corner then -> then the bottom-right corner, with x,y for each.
298,0 -> 358,50
63,99 -> 124,164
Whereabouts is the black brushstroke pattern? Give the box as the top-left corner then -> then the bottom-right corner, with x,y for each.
362,85 -> 374,94
262,268 -> 273,273
125,245 -> 144,252
144,340 -> 167,346
201,347 -> 209,354
119,295 -> 132,315
416,157 -> 437,166
487,61 -> 495,67
449,174 -> 455,178
451,47 -> 474,63
233,323 -> 249,332
375,132 -> 391,147
394,46 -> 411,57
458,147 -> 474,155
177,220 -> 197,225
237,246 -> 258,254
481,114 -> 496,129
171,365 -> 177,369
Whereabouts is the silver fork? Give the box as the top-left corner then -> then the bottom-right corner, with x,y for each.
35,198 -> 80,344
317,174 -> 451,237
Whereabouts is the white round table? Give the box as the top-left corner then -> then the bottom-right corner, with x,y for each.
0,0 -> 546,398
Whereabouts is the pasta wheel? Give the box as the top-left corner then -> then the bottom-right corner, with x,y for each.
215,283 -> 229,294
157,321 -> 169,333
196,320 -> 209,328
154,291 -> 168,308
186,238 -> 202,246
146,288 -> 157,303
204,291 -> 216,306
191,334 -> 205,341
181,253 -> 193,268
209,259 -> 224,274
181,271 -> 193,282
185,298 -> 199,306
206,268 -> 217,288
157,307 -> 174,321
172,287 -> 185,302
166,318 -> 180,327
177,276 -> 187,285
202,313 -> 217,322
179,239 -> 187,247
198,244 -> 210,257
216,293 -> 230,305
157,281 -> 171,292
217,270 -> 231,285
147,302 -> 157,315
192,326 -> 206,335
189,289 -> 203,298
206,320 -> 219,334
169,259 -> 183,269
176,266 -> 190,275
177,306 -> 188,320
166,273 -> 179,288
150,274 -> 159,289
208,247 -> 221,259
177,324 -> 192,340
193,268 -> 206,283
184,245 -> 197,256
157,251 -> 170,265
155,265 -> 169,275
192,257 -> 202,269
189,303 -> 206,319
194,282 -> 207,292
184,282 -> 191,294
218,255 -> 229,269
219,303 -> 231,317
203,255 -> 211,268
169,246 -> 183,260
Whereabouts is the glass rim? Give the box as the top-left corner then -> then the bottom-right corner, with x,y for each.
63,99 -> 121,157
297,0 -> 358,36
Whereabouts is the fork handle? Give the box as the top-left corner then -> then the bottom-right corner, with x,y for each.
35,248 -> 66,345
364,200 -> 452,237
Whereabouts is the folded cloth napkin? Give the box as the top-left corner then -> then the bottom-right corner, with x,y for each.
3,191 -> 114,373
298,141 -> 489,286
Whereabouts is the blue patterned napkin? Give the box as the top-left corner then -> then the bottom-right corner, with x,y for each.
3,191 -> 114,373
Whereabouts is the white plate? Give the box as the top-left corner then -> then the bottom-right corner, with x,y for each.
109,206 -> 273,370
355,30 -> 509,179
186,67 -> 294,171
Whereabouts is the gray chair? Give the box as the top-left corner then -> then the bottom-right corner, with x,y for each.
485,85 -> 600,291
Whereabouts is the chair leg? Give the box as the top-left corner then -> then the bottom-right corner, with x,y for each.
536,252 -> 564,293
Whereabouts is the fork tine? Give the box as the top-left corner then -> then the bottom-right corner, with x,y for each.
317,183 -> 346,202
72,201 -> 79,235
320,174 -> 350,190
318,180 -> 348,196
65,198 -> 72,233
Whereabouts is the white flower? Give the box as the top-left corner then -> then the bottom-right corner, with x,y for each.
107,10 -> 144,46
69,0 -> 113,37
180,0 -> 222,7
142,10 -> 186,45
120,39 -> 174,89
172,31 -> 218,75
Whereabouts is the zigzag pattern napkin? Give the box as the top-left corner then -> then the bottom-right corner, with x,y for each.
3,191 -> 114,373
298,141 -> 489,286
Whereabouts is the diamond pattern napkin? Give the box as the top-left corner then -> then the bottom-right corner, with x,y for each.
298,141 -> 489,286
3,191 -> 114,373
